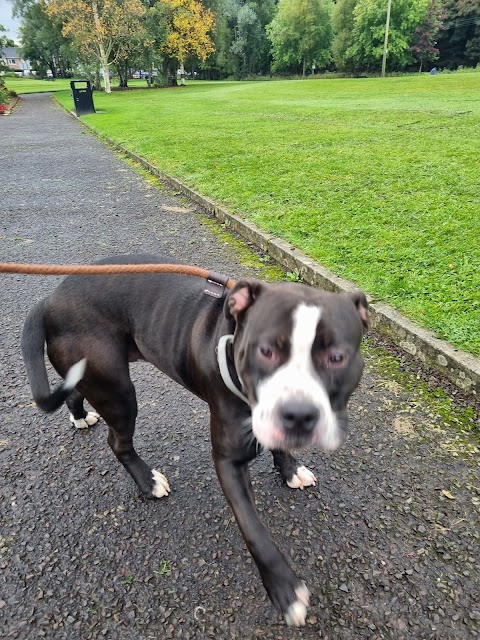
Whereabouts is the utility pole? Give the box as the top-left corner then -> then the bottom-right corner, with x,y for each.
381,0 -> 392,77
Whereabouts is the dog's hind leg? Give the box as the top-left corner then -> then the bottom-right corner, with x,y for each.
79,374 -> 170,499
66,390 -> 100,429
271,450 -> 317,490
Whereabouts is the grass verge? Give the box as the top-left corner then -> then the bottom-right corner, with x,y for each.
5,77 -> 150,94
52,75 -> 479,356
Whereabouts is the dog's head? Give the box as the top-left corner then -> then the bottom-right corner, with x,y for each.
225,279 -> 368,452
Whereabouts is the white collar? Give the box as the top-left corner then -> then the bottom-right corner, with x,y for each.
216,334 -> 249,405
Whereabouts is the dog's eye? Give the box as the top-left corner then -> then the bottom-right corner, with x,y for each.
260,345 -> 273,359
328,353 -> 345,366
258,343 -> 281,365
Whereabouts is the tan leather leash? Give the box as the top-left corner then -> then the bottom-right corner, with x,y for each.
0,262 -> 236,295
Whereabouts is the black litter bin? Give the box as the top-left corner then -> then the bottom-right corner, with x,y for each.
70,80 -> 96,116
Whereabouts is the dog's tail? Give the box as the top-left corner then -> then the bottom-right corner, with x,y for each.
21,300 -> 86,413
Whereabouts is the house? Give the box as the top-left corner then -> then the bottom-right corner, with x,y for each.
1,46 -> 32,75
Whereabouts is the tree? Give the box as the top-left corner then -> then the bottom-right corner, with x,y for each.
160,0 -> 216,85
0,23 -> 15,49
332,0 -> 359,71
139,0 -> 169,85
460,0 -> 480,65
46,0 -> 146,93
214,0 -> 275,78
19,1 -> 73,77
247,0 -> 277,75
347,0 -> 430,72
267,0 -> 334,76
410,0 -> 446,71
208,6 -> 234,77
1,24 -> 15,77
437,0 -> 480,68
229,3 -> 258,76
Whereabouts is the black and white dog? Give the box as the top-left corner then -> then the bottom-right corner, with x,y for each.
21,254 -> 368,626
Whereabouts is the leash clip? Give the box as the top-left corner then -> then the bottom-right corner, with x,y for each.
204,271 -> 229,298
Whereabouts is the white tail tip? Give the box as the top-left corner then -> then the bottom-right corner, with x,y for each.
64,358 -> 87,390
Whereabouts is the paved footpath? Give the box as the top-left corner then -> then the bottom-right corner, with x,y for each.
1,94 -> 479,639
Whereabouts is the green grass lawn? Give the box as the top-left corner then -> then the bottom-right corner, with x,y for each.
6,77 -> 149,94
52,75 -> 480,356
6,77 -> 73,93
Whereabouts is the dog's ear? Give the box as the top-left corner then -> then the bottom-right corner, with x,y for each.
225,279 -> 265,321
345,291 -> 370,332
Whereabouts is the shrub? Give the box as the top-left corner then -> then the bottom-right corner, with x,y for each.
0,87 -> 9,105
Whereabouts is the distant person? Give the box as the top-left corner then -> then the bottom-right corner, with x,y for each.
430,67 -> 437,75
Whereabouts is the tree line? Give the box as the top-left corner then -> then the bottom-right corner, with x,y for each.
11,0 -> 480,91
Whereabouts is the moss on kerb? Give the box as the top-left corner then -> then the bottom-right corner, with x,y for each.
371,316 -> 479,394
363,341 -> 478,438
198,217 -> 285,282
121,154 -> 170,193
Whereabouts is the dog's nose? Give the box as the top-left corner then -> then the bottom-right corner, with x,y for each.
280,401 -> 319,434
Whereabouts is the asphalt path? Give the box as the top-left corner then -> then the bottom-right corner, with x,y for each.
1,94 -> 479,640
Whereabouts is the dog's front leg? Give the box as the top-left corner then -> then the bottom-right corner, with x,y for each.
213,454 -> 310,626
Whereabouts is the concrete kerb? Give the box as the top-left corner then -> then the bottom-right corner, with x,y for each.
55,100 -> 480,398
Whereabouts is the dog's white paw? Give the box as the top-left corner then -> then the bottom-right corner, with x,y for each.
69,411 -> 100,429
284,583 -> 310,627
286,465 -> 317,490
84,411 -> 100,425
152,470 -> 170,498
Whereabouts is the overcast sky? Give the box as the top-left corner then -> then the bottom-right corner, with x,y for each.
0,0 -> 20,43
